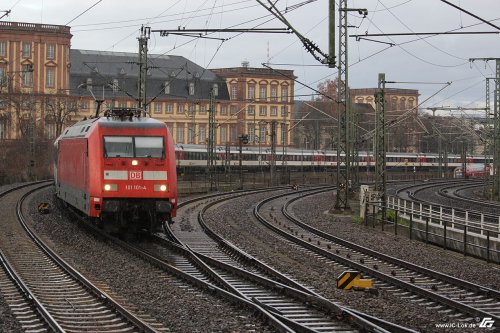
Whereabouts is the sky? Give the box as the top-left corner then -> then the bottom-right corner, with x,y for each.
3,0 -> 500,116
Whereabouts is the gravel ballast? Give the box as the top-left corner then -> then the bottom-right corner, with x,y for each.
24,187 -> 274,333
203,189 -> 500,332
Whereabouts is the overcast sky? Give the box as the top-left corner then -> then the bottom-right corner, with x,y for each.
4,0 -> 500,115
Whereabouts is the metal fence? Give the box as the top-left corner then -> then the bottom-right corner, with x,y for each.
364,197 -> 500,263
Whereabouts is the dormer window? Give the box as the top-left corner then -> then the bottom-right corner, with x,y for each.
86,78 -> 93,91
212,83 -> 218,97
112,79 -> 119,92
164,81 -> 170,94
189,82 -> 195,95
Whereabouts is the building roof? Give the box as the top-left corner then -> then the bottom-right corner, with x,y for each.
70,49 -> 229,101
351,88 -> 419,96
211,66 -> 296,80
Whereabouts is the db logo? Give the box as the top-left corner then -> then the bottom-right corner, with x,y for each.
129,171 -> 142,180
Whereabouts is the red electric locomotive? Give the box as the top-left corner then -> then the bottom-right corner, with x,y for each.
54,108 -> 177,234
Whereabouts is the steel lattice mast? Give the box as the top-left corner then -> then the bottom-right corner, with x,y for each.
470,58 -> 499,199
375,73 -> 386,223
137,26 -> 150,113
335,0 -> 350,210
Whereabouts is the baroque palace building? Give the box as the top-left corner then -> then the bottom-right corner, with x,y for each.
210,63 -> 295,147
0,20 -> 295,149
351,88 -> 420,152
0,21 -> 72,140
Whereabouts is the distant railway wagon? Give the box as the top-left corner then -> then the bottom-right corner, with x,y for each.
453,163 -> 491,178
54,108 -> 177,234
174,144 -> 488,173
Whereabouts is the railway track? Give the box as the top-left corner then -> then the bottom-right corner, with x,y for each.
253,187 -> 500,325
61,186 -> 405,332
166,186 -> 416,333
0,182 -> 165,332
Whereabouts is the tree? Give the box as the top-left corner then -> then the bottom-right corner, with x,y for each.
45,95 -> 78,138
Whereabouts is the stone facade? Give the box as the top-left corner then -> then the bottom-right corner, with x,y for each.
0,21 -> 72,139
211,65 -> 295,147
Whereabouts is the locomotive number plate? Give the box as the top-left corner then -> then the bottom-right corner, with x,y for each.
129,171 -> 142,180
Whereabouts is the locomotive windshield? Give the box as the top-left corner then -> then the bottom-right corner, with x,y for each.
104,136 -> 164,158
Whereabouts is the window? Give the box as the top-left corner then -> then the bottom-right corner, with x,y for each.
199,105 -> 206,114
188,104 -> 195,116
103,136 -> 133,157
248,126 -> 255,143
281,86 -> 288,102
86,78 -> 93,91
22,64 -> 32,86
230,105 -> 237,115
400,98 -> 406,110
46,44 -> 55,59
230,126 -> 237,142
104,136 -> 134,157
220,126 -> 227,143
22,42 -> 31,57
177,104 -> 184,114
0,118 -> 6,139
281,106 -> 288,117
119,101 -> 127,108
199,126 -> 206,142
212,83 -> 218,96
164,81 -> 170,94
231,84 -> 237,99
46,68 -> 55,88
154,103 -> 162,113
270,86 -> 277,101
270,106 -> 277,116
259,126 -> 266,143
220,105 -> 227,115
135,137 -> 164,158
112,79 -> 119,92
259,85 -> 267,100
248,105 -> 255,115
102,136 -> 164,158
0,42 -> 6,57
176,126 -> 184,143
0,67 -> 6,86
189,82 -> 195,95
281,124 -> 288,145
81,101 -> 89,110
166,104 -> 173,113
391,97 -> 397,110
188,125 -> 195,143
248,85 -> 255,100
259,106 -> 267,116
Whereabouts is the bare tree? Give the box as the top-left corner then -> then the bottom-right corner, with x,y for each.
44,94 -> 78,138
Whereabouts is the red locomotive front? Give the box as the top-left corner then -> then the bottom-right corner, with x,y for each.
55,109 -> 177,234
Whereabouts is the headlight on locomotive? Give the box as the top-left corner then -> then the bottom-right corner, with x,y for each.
154,184 -> 168,191
104,184 -> 117,191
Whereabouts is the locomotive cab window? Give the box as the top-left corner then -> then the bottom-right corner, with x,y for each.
135,137 -> 164,158
104,136 -> 164,158
104,136 -> 133,157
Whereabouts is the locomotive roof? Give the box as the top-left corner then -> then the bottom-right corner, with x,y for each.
58,115 -> 166,139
